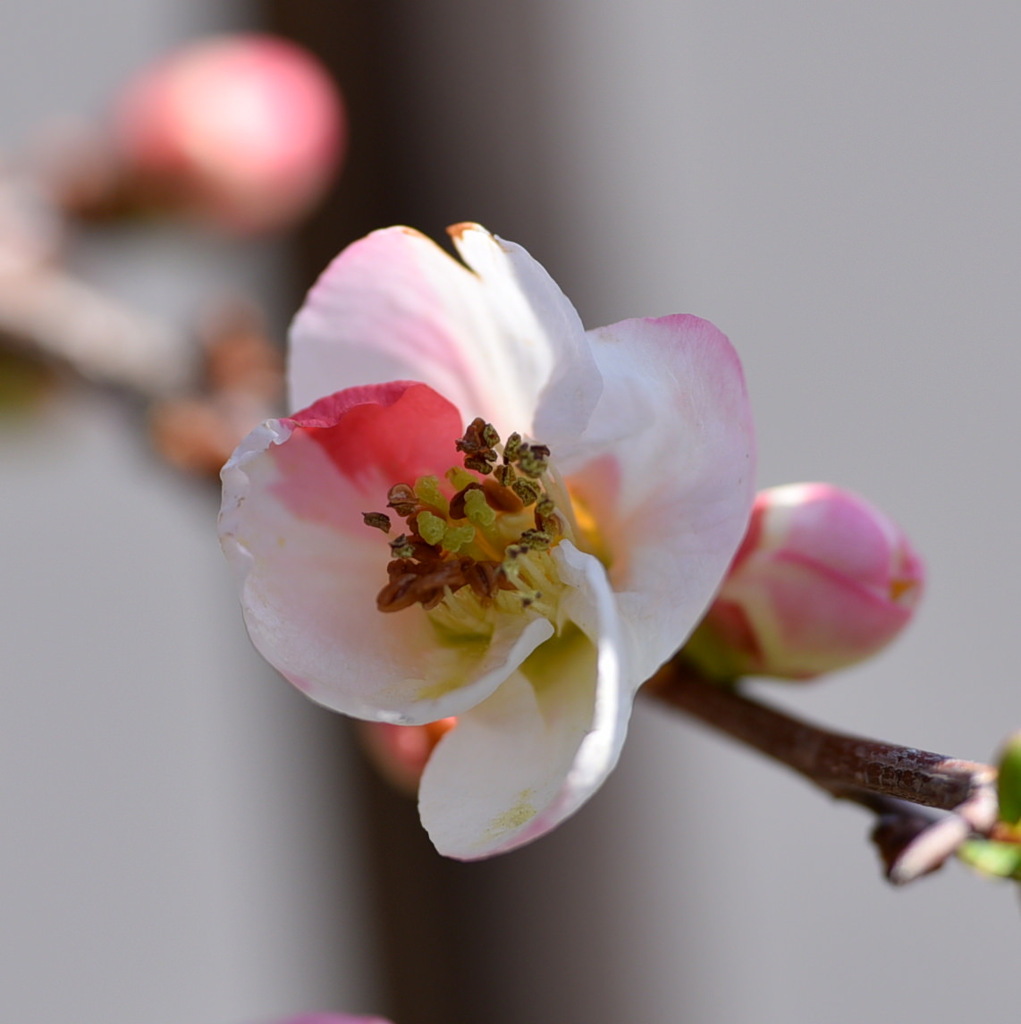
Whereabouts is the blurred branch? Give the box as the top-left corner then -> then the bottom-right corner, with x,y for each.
0,163 -> 281,475
645,660 -> 998,884
0,262 -> 192,397
0,165 -> 193,399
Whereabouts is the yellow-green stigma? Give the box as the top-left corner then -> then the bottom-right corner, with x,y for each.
366,418 -> 572,626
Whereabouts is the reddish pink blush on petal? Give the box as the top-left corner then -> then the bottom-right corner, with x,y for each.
286,381 -> 465,490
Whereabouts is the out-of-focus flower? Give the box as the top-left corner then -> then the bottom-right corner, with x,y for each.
359,718 -> 457,796
113,33 -> 345,233
685,482 -> 924,680
219,223 -> 755,858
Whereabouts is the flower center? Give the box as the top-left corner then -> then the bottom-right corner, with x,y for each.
363,418 -> 575,630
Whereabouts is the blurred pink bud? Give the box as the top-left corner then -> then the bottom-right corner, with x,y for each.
114,34 -> 345,233
359,719 -> 457,796
686,483 -> 924,680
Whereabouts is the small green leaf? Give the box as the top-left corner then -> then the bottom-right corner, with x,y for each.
958,839 -> 1021,880
996,730 -> 1021,826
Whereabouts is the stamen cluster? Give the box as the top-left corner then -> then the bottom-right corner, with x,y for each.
362,418 -> 565,615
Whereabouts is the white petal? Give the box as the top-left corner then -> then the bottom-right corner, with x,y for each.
449,223 -> 602,451
288,224 -> 599,443
219,414 -> 556,725
566,315 -> 756,684
419,542 -> 629,859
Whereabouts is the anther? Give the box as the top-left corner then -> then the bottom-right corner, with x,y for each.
386,483 -> 418,517
362,512 -> 391,533
511,478 -> 541,506
455,418 -> 484,450
492,463 -> 516,488
389,534 -> 416,559
463,560 -> 502,600
534,497 -> 560,535
481,422 -> 501,449
516,443 -> 550,479
376,573 -> 423,612
378,560 -> 465,613
503,432 -> 522,462
456,418 -> 499,458
519,529 -> 553,550
536,510 -> 562,538
463,453 -> 496,474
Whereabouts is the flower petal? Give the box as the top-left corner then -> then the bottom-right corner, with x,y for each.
288,224 -> 600,443
219,381 -> 555,723
737,551 -> 915,674
565,315 -> 756,684
419,541 -> 628,859
448,223 -> 603,451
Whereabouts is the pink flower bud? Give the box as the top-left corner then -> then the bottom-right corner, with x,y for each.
687,483 -> 924,680
359,719 -> 457,796
113,34 -> 345,233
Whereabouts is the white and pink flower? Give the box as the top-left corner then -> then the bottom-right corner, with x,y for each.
219,224 -> 755,858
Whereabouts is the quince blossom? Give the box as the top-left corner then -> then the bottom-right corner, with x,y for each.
219,224 -> 754,858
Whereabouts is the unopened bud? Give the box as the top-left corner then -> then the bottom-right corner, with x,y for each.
685,483 -> 924,680
358,718 -> 457,795
113,34 -> 345,233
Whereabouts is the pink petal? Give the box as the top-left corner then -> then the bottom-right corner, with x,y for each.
757,482 -> 915,593
283,380 -> 464,498
566,314 -> 756,685
765,552 -> 914,659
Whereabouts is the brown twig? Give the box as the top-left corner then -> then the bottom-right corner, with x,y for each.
645,659 -> 998,883
0,263 -> 192,396
0,167 -> 192,399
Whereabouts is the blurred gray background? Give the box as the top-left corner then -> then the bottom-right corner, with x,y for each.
2,2 -> 1018,1022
